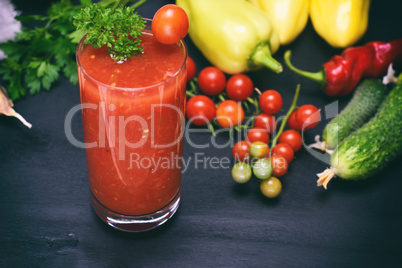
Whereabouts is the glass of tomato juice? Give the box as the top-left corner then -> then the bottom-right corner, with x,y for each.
75,20 -> 187,232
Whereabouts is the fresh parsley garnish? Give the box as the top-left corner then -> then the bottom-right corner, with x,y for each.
0,0 -> 146,101
73,4 -> 145,62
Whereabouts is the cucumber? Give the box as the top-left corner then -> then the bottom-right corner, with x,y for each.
310,79 -> 388,151
317,79 -> 402,189
323,80 -> 388,148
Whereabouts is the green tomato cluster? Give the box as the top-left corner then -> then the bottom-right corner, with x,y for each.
231,141 -> 282,198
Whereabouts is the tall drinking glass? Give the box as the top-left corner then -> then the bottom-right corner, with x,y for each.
76,20 -> 187,232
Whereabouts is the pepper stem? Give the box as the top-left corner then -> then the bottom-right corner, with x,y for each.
249,42 -> 282,74
283,50 -> 326,87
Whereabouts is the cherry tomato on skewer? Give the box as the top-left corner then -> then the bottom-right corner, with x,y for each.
152,4 -> 189,45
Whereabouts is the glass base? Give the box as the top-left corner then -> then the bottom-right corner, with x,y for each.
90,188 -> 181,232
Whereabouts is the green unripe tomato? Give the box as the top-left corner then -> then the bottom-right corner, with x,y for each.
249,141 -> 270,159
253,158 -> 273,180
232,162 -> 252,183
260,176 -> 282,198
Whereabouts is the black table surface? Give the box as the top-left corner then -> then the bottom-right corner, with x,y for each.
1,0 -> 402,266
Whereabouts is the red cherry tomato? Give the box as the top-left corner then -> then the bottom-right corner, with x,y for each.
198,66 -> 226,96
259,89 -> 283,115
186,95 -> 216,126
269,155 -> 289,177
246,127 -> 270,144
279,129 -> 303,152
152,4 -> 189,45
271,143 -> 294,163
232,140 -> 251,162
225,74 -> 254,101
216,100 -> 245,128
288,110 -> 302,131
254,113 -> 277,134
296,104 -> 321,130
187,56 -> 196,82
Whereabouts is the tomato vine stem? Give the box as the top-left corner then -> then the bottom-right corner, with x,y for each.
270,84 -> 300,148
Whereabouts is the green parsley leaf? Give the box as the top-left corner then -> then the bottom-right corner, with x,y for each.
73,4 -> 145,62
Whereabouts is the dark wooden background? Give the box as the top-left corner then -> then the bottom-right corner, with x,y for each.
1,0 -> 402,266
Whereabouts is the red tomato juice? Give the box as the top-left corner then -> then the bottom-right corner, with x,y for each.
77,29 -> 187,215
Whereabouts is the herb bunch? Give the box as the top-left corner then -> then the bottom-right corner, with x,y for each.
74,4 -> 145,62
0,0 -> 145,101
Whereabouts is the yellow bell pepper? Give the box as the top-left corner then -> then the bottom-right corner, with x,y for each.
309,0 -> 370,48
176,0 -> 282,74
248,0 -> 309,45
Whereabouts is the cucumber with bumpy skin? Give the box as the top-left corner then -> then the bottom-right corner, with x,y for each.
317,78 -> 402,189
323,80 -> 388,148
310,79 -> 388,151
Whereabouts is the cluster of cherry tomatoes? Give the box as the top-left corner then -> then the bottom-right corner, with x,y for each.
186,59 -> 253,129
185,56 -> 321,199
231,100 -> 320,198
151,4 -> 322,199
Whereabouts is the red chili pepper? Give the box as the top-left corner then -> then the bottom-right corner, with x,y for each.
284,39 -> 402,97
